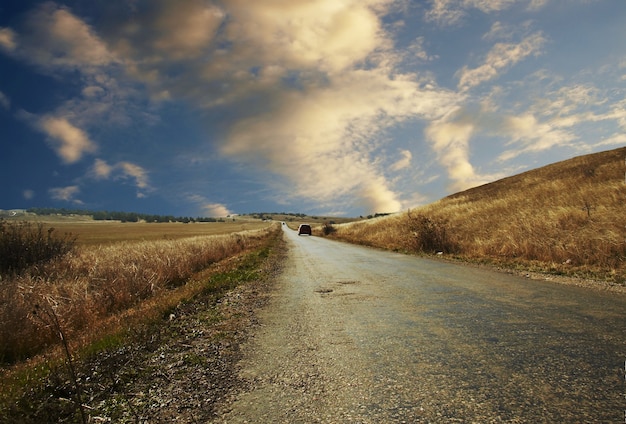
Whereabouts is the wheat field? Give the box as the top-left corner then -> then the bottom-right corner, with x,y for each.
0,223 -> 280,364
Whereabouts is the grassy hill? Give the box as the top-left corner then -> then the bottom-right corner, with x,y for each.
323,146 -> 626,286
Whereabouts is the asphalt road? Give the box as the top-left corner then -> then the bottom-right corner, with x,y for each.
217,225 -> 626,423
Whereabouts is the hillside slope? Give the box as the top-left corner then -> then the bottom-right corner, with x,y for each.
327,146 -> 626,286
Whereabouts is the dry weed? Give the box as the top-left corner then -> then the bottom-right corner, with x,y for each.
0,226 -> 277,364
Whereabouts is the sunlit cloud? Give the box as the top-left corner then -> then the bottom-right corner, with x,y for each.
38,116 -> 97,163
203,203 -> 231,218
457,32 -> 546,91
90,159 -> 150,194
425,0 -> 525,27
0,0 -> 621,216
49,185 -> 83,204
223,73 -> 459,213
498,113 -> 575,161
16,3 -> 114,71
391,150 -> 413,171
187,194 -> 231,217
90,158 -> 113,179
592,133 -> 626,148
426,114 -> 484,192
117,162 -> 150,190
424,0 -> 465,26
0,27 -> 16,51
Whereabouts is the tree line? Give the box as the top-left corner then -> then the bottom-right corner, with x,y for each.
26,208 -> 226,223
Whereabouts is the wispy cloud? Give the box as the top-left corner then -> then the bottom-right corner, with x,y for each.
0,27 -> 16,51
49,185 -> 82,204
425,111 -> 494,192
391,150 -> 413,171
37,116 -> 97,164
90,159 -> 151,194
0,91 -> 9,110
425,0 -> 526,26
457,32 -> 546,91
4,0 -> 464,213
16,3 -> 114,71
498,113 -> 575,161
186,194 -> 231,217
102,0 -> 459,213
1,0 -> 621,215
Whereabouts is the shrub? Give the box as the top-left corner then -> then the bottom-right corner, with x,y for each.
0,220 -> 76,276
321,222 -> 337,235
406,212 -> 458,254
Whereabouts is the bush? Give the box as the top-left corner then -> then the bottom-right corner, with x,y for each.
407,213 -> 457,254
0,220 -> 76,276
322,222 -> 337,235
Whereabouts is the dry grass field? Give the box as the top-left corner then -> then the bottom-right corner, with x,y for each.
2,218 -> 271,246
0,219 -> 280,367
324,146 -> 626,286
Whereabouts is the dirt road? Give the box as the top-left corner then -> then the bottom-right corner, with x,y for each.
217,225 -> 626,423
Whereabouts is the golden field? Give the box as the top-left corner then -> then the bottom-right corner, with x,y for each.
0,220 -> 279,365
1,218 -> 271,246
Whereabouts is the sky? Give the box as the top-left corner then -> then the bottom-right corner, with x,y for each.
0,1 -> 625,218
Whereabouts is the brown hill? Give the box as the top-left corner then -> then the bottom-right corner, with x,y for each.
326,146 -> 626,286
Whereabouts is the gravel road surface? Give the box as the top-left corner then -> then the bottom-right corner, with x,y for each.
216,225 -> 626,423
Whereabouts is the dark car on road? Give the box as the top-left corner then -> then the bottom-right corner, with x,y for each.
298,224 -> 312,235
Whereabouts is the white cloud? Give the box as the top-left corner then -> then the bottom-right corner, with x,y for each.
202,203 -> 231,218
222,70 -> 459,213
482,21 -> 507,41
425,114 -> 486,192
91,158 -> 113,179
391,149 -> 413,171
3,0 -> 467,213
90,159 -> 151,193
0,91 -> 9,110
425,0 -> 465,26
465,0 -> 518,13
49,185 -> 83,204
151,3 -> 225,60
4,4 -> 138,147
527,0 -> 548,11
18,3 -> 114,71
407,36 -> 437,62
425,0 -> 522,26
118,162 -> 150,190
38,116 -> 97,163
497,113 -> 576,161
187,194 -> 231,217
0,27 -> 16,51
593,133 -> 626,148
457,32 -> 546,91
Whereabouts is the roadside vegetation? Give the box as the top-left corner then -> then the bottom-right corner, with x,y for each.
0,217 -> 282,421
321,147 -> 626,286
0,219 -> 279,365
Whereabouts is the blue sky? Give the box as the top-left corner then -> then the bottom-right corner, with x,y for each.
1,0 -> 624,217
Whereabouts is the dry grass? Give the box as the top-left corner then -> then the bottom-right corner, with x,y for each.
0,223 -> 280,365
324,146 -> 626,284
10,220 -> 271,246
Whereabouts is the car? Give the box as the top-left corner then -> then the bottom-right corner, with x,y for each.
297,224 -> 312,235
